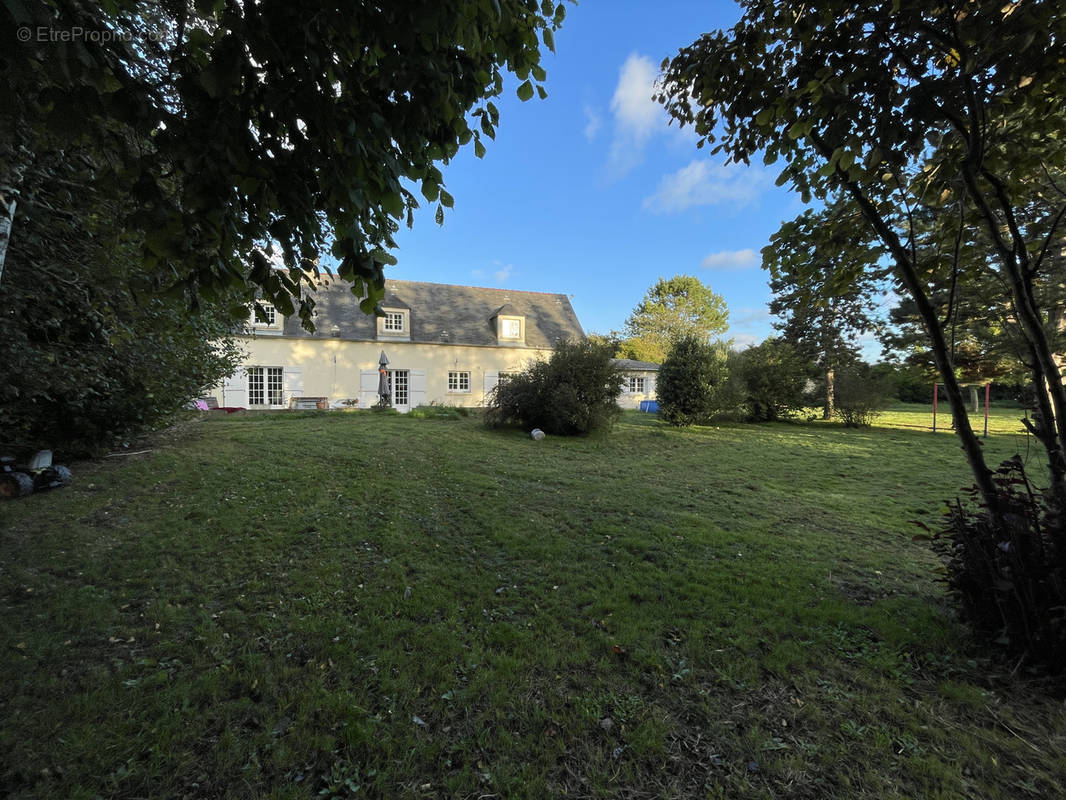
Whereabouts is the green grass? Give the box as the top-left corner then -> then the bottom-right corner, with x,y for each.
2,405 -> 1063,799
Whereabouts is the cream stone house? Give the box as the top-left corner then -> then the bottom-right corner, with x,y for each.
213,278 -> 588,411
612,358 -> 660,410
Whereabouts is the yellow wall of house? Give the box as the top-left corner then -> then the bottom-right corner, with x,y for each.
213,336 -> 554,408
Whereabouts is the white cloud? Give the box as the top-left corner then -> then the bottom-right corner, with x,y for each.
702,248 -> 760,271
583,103 -> 602,142
729,333 -> 759,351
610,54 -> 661,138
607,54 -> 665,177
725,307 -> 773,351
642,160 -> 772,214
471,261 -> 515,284
493,263 -> 514,284
733,306 -> 772,325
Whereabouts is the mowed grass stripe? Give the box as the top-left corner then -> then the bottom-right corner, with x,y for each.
1,406 -> 1063,799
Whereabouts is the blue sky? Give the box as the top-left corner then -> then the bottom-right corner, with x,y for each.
390,1 -> 809,349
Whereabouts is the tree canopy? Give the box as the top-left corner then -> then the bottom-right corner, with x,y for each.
1,0 -> 566,321
656,335 -> 730,426
621,275 -> 728,364
658,0 -> 1066,510
878,177 -> 1065,392
765,195 -> 887,418
0,145 -> 245,455
736,337 -> 809,423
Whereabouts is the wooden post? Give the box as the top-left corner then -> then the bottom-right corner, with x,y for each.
933,382 -> 938,432
984,382 -> 990,438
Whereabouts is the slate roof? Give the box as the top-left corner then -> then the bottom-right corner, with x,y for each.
280,279 -> 585,348
611,358 -> 661,371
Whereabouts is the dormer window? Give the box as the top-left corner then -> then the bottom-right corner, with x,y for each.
377,307 -> 411,340
249,302 -> 283,334
495,313 -> 524,342
250,303 -> 276,324
491,303 -> 525,344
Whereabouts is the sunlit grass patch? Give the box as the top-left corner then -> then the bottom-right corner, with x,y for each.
1,408 -> 1063,799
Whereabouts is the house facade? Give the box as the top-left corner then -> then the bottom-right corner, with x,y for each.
612,358 -> 660,409
213,279 -> 587,411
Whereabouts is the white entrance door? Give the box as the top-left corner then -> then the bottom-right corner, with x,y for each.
388,370 -> 410,411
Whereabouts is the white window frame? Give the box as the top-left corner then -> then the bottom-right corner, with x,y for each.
248,366 -> 284,406
377,307 -> 411,339
388,369 -> 410,406
448,371 -> 471,393
249,302 -> 282,331
625,376 -> 646,394
499,317 -> 522,339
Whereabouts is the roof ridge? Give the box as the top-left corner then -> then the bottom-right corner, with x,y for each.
383,278 -> 570,299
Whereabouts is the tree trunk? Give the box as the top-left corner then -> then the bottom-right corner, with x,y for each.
871,227 -> 995,507
0,151 -> 30,289
820,146 -> 999,512
824,366 -> 835,420
0,187 -> 17,286
960,168 -> 1066,502
1027,354 -> 1066,508
969,384 -> 979,415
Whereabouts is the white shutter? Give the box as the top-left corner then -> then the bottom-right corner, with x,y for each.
283,366 -> 303,406
221,367 -> 248,407
359,369 -> 379,408
483,371 -> 498,394
410,369 -> 427,408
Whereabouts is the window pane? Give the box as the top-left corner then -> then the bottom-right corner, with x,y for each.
248,366 -> 283,405
248,367 -> 264,405
267,367 -> 283,405
389,370 -> 409,405
250,304 -> 276,326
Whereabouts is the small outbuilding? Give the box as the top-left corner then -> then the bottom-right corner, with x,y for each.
612,358 -> 660,409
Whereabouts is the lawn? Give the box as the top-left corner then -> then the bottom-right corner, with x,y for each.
1,405 -> 1063,799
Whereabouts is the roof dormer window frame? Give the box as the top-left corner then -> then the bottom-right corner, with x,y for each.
249,302 -> 284,335
377,307 -> 411,340
497,315 -> 524,343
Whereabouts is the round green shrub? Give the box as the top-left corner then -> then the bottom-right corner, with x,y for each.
484,339 -> 623,435
656,336 -> 730,426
